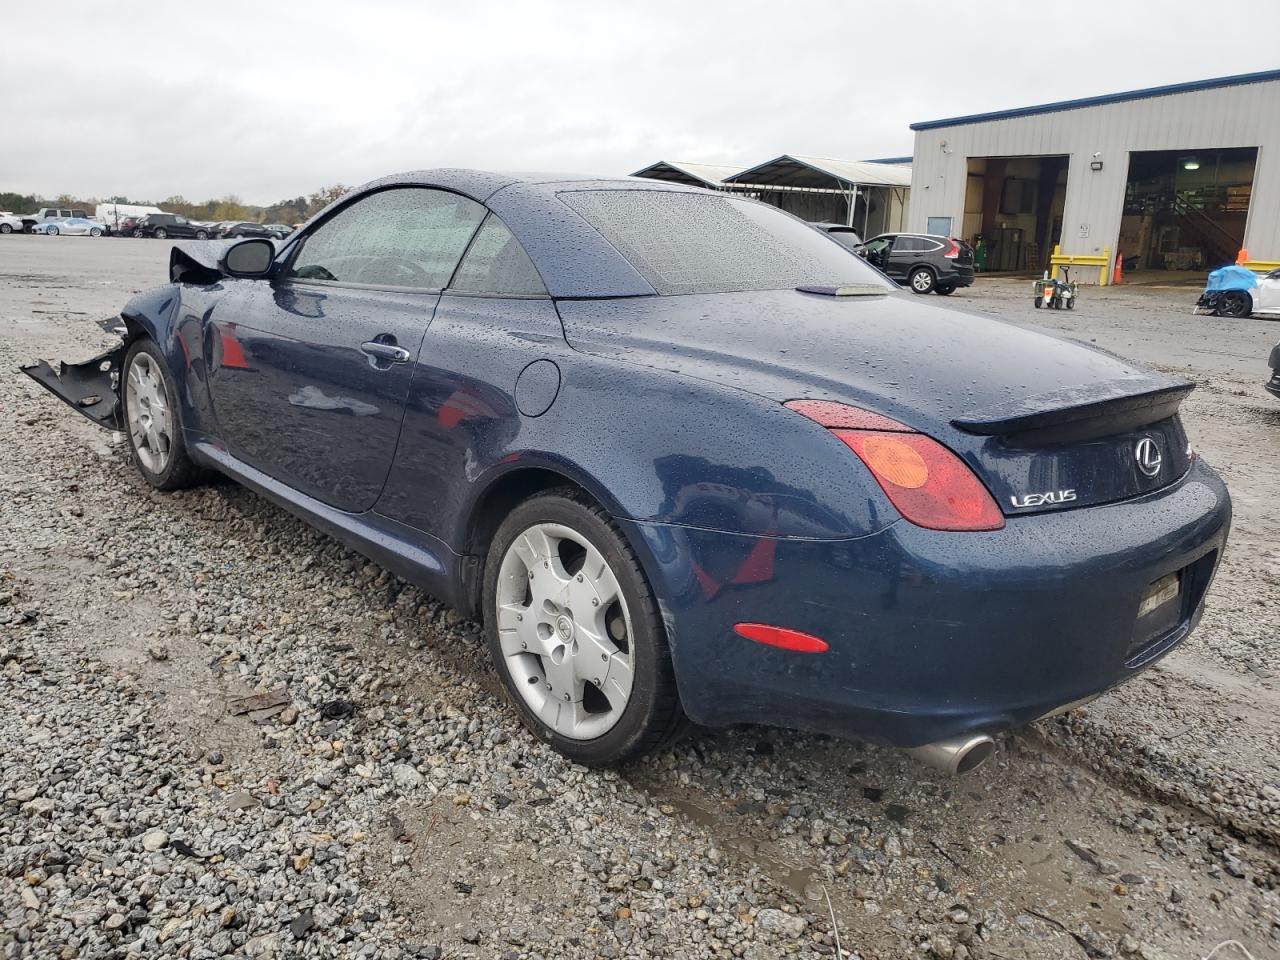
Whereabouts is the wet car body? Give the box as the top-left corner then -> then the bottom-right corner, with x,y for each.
22,170 -> 1231,754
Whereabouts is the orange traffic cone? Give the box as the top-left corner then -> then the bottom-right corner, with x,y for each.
1237,248 -> 1249,265
1113,250 -> 1123,285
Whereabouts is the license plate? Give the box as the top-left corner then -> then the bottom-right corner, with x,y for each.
1138,572 -> 1180,618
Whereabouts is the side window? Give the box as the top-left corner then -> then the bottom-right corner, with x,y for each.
890,236 -> 913,252
863,237 -> 892,254
175,216 -> 189,225
287,188 -> 486,289
449,214 -> 546,295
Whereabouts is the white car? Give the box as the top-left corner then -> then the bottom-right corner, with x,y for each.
33,218 -> 107,237
0,213 -> 23,234
1251,269 -> 1280,319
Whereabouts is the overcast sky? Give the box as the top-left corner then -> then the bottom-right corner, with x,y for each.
6,1 -> 1280,205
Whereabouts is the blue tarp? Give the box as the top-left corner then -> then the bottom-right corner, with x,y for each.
1204,265 -> 1259,293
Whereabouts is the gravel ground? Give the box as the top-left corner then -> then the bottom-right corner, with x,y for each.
2,237 -> 1278,960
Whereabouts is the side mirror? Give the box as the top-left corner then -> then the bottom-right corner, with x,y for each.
221,238 -> 275,278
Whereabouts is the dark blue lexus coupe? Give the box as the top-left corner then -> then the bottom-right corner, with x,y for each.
24,170 -> 1231,773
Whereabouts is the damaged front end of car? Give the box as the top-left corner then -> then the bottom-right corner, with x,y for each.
19,241 -> 239,429
20,344 -> 127,430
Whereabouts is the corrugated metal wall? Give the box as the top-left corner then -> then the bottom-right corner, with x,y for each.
907,78 -> 1280,276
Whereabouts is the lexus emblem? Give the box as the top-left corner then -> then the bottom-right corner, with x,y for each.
1135,438 -> 1162,478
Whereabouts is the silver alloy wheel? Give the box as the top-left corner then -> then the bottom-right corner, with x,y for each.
90,228 -> 102,237
495,522 -> 636,740
911,269 -> 933,292
125,353 -> 173,474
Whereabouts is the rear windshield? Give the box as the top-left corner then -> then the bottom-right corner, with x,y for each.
559,190 -> 892,295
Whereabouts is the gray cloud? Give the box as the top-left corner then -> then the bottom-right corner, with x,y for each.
5,0 -> 1279,204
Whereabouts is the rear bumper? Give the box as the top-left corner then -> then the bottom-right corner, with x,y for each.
943,267 -> 975,287
625,458 -> 1230,747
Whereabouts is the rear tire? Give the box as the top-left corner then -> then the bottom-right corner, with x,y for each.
1033,297 -> 1042,308
154,228 -> 168,240
122,339 -> 203,491
909,266 -> 936,294
935,283 -> 956,295
195,230 -> 208,240
483,488 -> 684,765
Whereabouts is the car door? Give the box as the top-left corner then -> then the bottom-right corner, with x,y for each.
857,236 -> 893,274
203,186 -> 488,513
171,215 -> 195,238
883,236 -> 919,280
1257,270 -> 1280,313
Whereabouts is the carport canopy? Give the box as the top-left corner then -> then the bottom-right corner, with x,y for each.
723,155 -> 912,229
630,160 -> 748,190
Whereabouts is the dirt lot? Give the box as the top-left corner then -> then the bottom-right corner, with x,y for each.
2,237 -> 1278,960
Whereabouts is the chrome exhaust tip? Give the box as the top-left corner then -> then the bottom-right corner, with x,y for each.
903,732 -> 995,776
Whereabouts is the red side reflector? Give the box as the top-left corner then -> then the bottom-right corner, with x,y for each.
734,623 -> 829,653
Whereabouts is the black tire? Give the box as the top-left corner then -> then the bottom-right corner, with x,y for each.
0,223 -> 11,234
908,266 -> 936,294
121,339 -> 204,491
154,228 -> 168,240
1066,296 -> 1075,310
195,230 -> 208,240
1219,291 -> 1252,319
935,283 -> 956,295
1033,297 -> 1042,308
90,228 -> 102,237
483,488 -> 685,765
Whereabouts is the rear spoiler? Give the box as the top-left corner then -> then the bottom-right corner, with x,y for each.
19,345 -> 125,429
952,378 -> 1193,443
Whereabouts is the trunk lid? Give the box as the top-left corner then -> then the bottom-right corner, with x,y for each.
557,289 -> 1193,515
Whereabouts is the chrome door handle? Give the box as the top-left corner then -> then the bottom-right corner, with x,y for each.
360,341 -> 410,364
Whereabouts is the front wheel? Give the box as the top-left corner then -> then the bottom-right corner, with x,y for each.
154,228 -> 168,240
909,267 -> 936,294
47,226 -> 59,236
122,340 -> 203,490
483,490 -> 684,765
1218,291 -> 1252,319
0,224 -> 11,234
90,227 -> 102,237
195,230 -> 208,240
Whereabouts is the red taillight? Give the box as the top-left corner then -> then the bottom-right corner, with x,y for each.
943,238 -> 960,259
785,399 -> 1004,532
734,623 -> 829,653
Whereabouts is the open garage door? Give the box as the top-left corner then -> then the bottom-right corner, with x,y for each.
1118,148 -> 1257,273
963,156 -> 1067,273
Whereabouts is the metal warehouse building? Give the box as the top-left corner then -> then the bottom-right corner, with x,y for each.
906,70 -> 1280,283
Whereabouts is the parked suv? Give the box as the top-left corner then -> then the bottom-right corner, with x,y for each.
19,208 -> 91,233
814,223 -> 862,251
856,233 -> 975,295
135,214 -> 210,240
219,221 -> 276,239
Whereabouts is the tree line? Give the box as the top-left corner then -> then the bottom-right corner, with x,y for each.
0,185 -> 349,225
